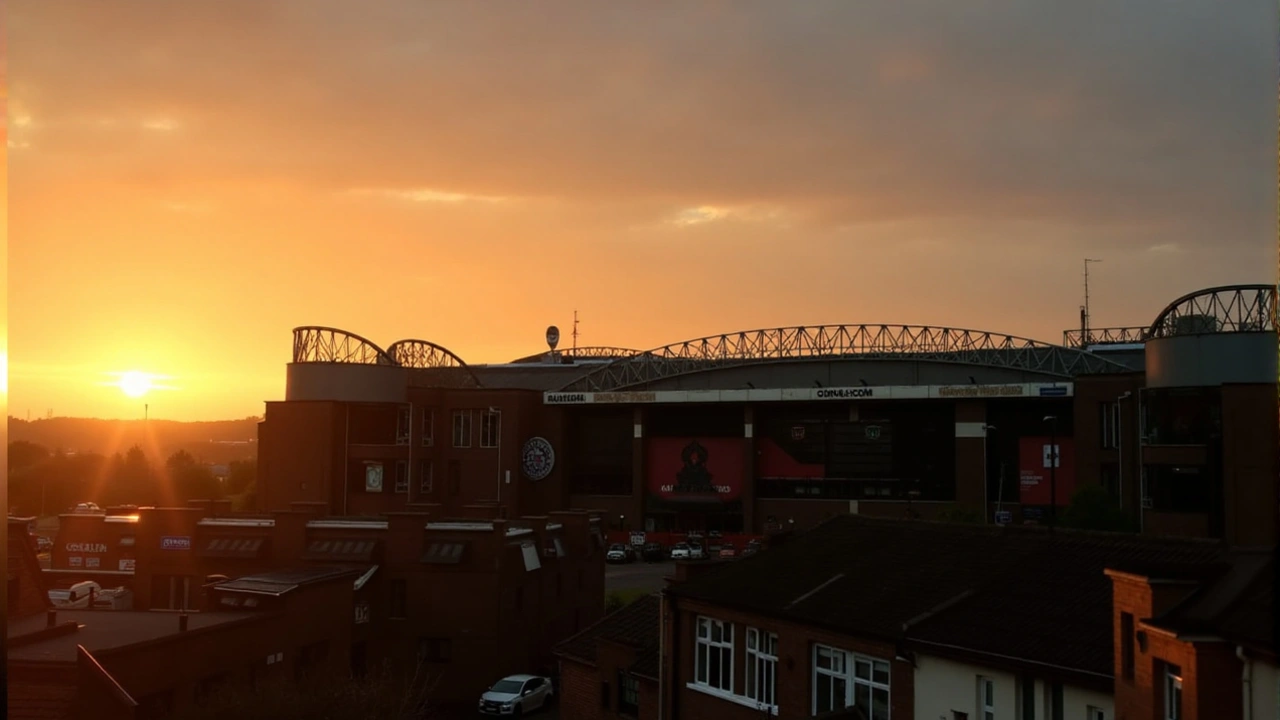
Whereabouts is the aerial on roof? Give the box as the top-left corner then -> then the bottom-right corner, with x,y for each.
555,593 -> 661,680
667,515 -> 1227,682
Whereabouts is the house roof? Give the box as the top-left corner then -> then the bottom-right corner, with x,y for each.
1146,548 -> 1275,658
555,594 -> 661,680
213,566 -> 361,596
667,515 -> 1227,679
8,609 -> 262,663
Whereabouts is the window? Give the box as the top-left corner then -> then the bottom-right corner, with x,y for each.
812,645 -> 890,720
417,638 -> 452,663
1020,675 -> 1035,720
1120,613 -> 1135,681
618,671 -> 639,716
1145,465 -> 1210,513
419,460 -> 433,494
396,406 -> 411,445
694,617 -> 734,692
394,461 -> 409,493
390,579 -> 407,619
481,409 -> 501,448
746,628 -> 779,709
1163,665 -> 1182,720
1048,682 -> 1063,720
421,409 -> 434,446
448,460 -> 461,496
452,410 -> 472,448
1099,402 -> 1120,449
977,676 -> 994,720
601,681 -> 611,710
1087,707 -> 1106,720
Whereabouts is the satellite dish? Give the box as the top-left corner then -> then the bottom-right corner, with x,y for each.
546,325 -> 560,351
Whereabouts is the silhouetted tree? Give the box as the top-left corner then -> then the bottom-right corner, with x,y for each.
166,450 -> 222,501
1061,484 -> 1136,533
8,441 -> 50,472
226,459 -> 256,495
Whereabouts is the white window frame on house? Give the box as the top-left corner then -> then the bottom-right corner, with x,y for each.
693,616 -> 734,693
421,409 -> 434,446
1099,401 -> 1120,449
811,644 -> 891,720
394,460 -> 409,494
419,460 -> 433,494
745,628 -> 779,711
452,410 -> 472,448
480,409 -> 501,449
977,676 -> 994,720
1163,665 -> 1182,720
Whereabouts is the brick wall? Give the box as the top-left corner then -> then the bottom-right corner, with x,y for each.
560,659 -> 604,720
8,520 -> 51,620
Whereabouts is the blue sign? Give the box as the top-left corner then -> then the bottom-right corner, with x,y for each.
1039,386 -> 1068,397
994,511 -> 1013,525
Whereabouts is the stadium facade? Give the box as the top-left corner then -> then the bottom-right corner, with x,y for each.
258,284 -> 1277,545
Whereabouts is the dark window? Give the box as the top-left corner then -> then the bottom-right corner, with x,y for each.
480,410 -> 501,448
195,674 -> 229,706
294,641 -> 329,683
419,460 -> 433,494
1099,402 -> 1120,449
1145,465 -> 1210,513
390,579 -> 407,619
567,409 -> 634,495
1050,682 -> 1063,720
396,406 -> 411,444
1121,612 -> 1135,681
418,638 -> 452,663
1142,388 -> 1219,445
448,460 -> 461,496
452,410 -> 472,448
1163,663 -> 1182,720
1100,463 -> 1120,502
395,461 -> 409,493
421,409 -> 434,446
601,681 -> 611,710
618,672 -> 639,716
1020,675 -> 1035,720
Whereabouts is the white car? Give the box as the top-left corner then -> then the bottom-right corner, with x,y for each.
669,543 -> 692,560
688,543 -> 707,560
479,674 -> 553,716
49,581 -> 103,609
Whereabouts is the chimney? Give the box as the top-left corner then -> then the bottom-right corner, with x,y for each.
47,610 -> 57,628
179,613 -> 190,632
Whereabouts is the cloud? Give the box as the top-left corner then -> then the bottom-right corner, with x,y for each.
1146,243 -> 1184,254
345,187 -> 512,205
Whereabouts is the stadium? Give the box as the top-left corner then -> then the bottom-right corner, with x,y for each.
259,283 -> 1277,546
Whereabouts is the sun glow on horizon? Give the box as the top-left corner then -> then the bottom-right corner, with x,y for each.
117,371 -> 155,398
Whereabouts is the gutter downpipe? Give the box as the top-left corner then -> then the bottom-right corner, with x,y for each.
1236,645 -> 1253,720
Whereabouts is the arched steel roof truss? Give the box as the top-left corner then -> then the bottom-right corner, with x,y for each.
509,346 -> 642,363
292,327 -> 396,366
560,324 -> 1133,392
1147,284 -> 1277,339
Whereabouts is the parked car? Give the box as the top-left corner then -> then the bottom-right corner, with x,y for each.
669,542 -> 692,560
478,674 -> 554,716
688,543 -> 707,560
73,502 -> 102,514
48,581 -> 103,609
641,542 -> 665,563
718,543 -> 737,560
741,539 -> 764,558
605,543 -> 634,564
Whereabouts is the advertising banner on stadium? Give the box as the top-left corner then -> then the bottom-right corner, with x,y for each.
1018,436 -> 1077,507
646,437 -> 745,503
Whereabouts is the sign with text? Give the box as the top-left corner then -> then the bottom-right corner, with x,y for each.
1018,436 -> 1077,507
119,559 -> 136,572
160,536 -> 192,551
65,543 -> 107,554
544,383 -> 1074,405
355,601 -> 371,625
646,437 -> 745,503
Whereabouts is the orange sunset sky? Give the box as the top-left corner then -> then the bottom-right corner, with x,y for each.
7,1 -> 1277,422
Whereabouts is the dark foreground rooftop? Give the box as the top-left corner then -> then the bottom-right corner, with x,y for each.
8,609 -> 262,663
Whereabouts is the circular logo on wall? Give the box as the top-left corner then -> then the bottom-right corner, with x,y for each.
521,437 -> 556,481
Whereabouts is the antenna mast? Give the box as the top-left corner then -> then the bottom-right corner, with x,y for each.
1081,258 -> 1102,340
572,310 -> 579,352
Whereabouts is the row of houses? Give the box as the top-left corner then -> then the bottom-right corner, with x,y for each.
556,515 -> 1277,720
8,502 -> 609,719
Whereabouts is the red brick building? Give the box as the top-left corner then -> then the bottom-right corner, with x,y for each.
265,284 -> 1276,547
554,515 -> 1262,720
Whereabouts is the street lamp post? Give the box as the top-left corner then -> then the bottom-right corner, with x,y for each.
1043,415 -> 1059,531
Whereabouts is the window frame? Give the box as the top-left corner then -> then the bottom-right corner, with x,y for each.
811,644 -> 891,719
618,671 -> 640,716
396,406 -> 411,445
977,675 -> 994,720
1087,706 -> 1106,720
452,410 -> 472,448
745,627 -> 779,710
418,459 -> 433,494
693,616 -> 734,693
480,409 -> 501,449
1164,665 -> 1182,720
394,460 -> 409,494
421,409 -> 434,446
1099,401 -> 1120,449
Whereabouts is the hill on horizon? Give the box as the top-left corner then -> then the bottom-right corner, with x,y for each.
9,416 -> 262,463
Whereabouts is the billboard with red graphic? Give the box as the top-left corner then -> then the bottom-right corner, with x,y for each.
646,437 -> 745,503
1018,436 -> 1077,506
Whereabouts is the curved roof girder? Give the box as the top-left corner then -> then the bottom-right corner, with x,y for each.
1147,284 -> 1277,339
292,326 -> 396,366
508,346 -> 642,364
559,324 -> 1134,392
387,339 -> 484,387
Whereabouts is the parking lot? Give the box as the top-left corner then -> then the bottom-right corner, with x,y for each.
605,559 -> 674,596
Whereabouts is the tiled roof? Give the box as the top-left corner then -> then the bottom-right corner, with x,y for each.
668,515 -> 1227,678
555,594 -> 661,679
1149,549 -> 1275,658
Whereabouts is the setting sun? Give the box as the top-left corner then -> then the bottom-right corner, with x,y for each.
118,371 -> 154,398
